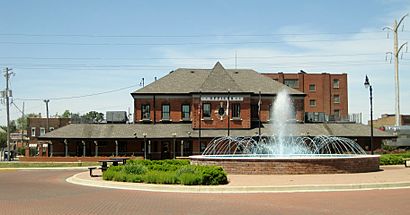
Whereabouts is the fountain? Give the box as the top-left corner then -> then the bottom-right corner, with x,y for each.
190,90 -> 380,174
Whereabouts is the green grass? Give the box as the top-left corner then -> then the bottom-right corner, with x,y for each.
379,152 -> 410,165
103,159 -> 228,185
0,162 -> 99,168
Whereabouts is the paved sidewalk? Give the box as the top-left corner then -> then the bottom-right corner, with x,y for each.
67,165 -> 410,193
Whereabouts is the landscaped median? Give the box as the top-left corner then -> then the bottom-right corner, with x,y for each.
379,152 -> 410,165
102,159 -> 229,185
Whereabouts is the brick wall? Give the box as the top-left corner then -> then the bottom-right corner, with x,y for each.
191,156 -> 380,174
134,95 -> 304,128
263,72 -> 348,119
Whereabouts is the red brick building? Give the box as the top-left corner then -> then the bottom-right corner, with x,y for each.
262,71 -> 348,122
132,62 -> 305,127
27,117 -> 70,156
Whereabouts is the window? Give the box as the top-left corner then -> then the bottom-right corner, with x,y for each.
309,84 -> 316,92
231,103 -> 241,118
183,141 -> 192,156
181,104 -> 190,120
31,127 -> 36,137
334,109 -> 340,118
284,79 -> 299,88
202,103 -> 211,118
309,100 -> 317,107
334,95 -> 340,103
49,127 -> 54,132
333,79 -> 340,88
141,104 -> 150,120
40,127 -> 45,136
251,104 -> 259,120
161,104 -> 170,120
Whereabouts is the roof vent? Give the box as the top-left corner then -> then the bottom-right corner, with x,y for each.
190,71 -> 195,73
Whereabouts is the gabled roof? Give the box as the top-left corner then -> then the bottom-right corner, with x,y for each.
132,62 -> 304,95
199,62 -> 242,92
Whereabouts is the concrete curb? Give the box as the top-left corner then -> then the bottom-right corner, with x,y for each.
66,172 -> 410,194
0,167 -> 91,170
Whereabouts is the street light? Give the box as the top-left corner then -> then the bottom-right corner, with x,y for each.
364,75 -> 374,155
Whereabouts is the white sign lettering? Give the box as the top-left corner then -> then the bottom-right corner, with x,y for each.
201,96 -> 243,101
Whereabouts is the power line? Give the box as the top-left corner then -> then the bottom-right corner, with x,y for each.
14,84 -> 140,101
0,31 -> 388,38
0,53 -> 383,61
0,38 -> 396,46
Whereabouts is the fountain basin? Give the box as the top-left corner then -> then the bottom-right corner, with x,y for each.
190,155 -> 380,174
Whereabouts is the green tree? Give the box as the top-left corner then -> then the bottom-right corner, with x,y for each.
82,111 -> 104,123
0,132 -> 6,149
61,110 -> 72,118
16,113 -> 39,130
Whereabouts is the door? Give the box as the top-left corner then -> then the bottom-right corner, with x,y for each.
161,141 -> 170,159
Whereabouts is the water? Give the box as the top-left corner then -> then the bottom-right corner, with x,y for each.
202,90 -> 367,157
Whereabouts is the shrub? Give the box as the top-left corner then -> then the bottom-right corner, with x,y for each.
380,152 -> 410,165
124,164 -> 148,175
125,174 -> 144,183
103,159 -> 228,185
175,165 -> 196,176
112,171 -> 128,182
144,171 -> 177,184
196,166 -> 228,185
178,172 -> 203,185
102,170 -> 116,181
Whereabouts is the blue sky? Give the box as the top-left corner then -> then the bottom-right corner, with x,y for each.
0,0 -> 409,125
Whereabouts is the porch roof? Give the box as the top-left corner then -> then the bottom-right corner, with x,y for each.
39,123 -> 394,140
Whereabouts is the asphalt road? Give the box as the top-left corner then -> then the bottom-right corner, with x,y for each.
0,169 -> 409,215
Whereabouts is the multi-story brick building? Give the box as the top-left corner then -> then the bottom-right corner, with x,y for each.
27,117 -> 70,156
262,71 -> 348,122
38,62 -> 390,159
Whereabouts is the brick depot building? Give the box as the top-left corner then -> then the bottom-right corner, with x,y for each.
38,62 -> 391,159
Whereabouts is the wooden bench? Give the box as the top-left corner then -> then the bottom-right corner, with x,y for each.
404,158 -> 410,168
88,167 -> 100,177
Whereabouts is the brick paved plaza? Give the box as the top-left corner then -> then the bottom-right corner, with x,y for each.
0,169 -> 409,215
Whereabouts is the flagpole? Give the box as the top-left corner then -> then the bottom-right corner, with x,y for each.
199,90 -> 202,153
227,89 -> 230,136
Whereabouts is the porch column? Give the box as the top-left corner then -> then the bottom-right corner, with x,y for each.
64,139 -> 68,157
115,140 -> 118,157
39,144 -> 43,157
181,140 -> 184,157
82,141 -> 86,157
94,141 -> 98,157
49,141 -> 53,157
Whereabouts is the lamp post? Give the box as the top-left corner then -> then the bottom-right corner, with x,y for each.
172,133 -> 176,159
143,133 -> 147,160
364,75 -> 374,155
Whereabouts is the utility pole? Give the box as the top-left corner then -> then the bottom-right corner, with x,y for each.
20,102 -> 24,149
384,14 -> 408,126
43,99 -> 50,133
4,68 -> 14,161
